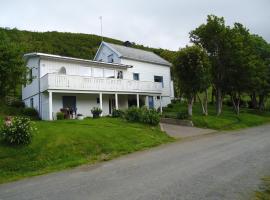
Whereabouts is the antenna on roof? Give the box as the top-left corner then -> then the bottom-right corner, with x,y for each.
99,16 -> 103,42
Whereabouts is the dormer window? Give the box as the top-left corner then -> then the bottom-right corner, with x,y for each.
59,67 -> 66,75
108,54 -> 114,63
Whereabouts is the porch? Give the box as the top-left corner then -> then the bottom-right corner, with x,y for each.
44,91 -> 162,120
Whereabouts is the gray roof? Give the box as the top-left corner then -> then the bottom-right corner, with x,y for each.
104,42 -> 172,66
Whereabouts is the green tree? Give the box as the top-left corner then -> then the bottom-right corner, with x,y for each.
223,23 -> 256,114
248,35 -> 270,110
0,30 -> 26,99
190,15 -> 229,115
174,45 -> 211,116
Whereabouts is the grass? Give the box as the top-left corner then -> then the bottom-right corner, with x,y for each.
163,102 -> 270,130
254,177 -> 270,200
0,117 -> 173,184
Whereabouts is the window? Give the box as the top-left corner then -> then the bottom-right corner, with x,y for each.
108,54 -> 114,63
29,68 -> 33,83
104,69 -> 115,78
30,98 -> 34,108
97,97 -> 100,104
133,73 -> 139,81
59,67 -> 66,75
154,76 -> 164,88
117,71 -> 123,79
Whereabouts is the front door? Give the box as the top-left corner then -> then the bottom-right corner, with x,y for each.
109,98 -> 116,114
63,96 -> 76,112
148,96 -> 154,109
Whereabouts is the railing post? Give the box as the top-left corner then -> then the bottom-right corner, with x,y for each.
49,91 -> 53,120
99,92 -> 103,116
136,94 -> 140,108
115,93 -> 119,110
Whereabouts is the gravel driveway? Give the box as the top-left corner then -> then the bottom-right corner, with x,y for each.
1,125 -> 270,200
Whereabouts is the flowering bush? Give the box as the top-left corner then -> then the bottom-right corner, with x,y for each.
91,107 -> 102,118
0,117 -> 37,145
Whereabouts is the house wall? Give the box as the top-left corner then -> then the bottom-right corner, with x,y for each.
121,58 -> 172,107
94,45 -> 121,63
23,94 -> 39,111
22,57 -> 40,100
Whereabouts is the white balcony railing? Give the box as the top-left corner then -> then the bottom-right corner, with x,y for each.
40,73 -> 162,94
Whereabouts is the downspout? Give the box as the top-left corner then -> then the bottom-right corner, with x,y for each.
38,58 -> 41,119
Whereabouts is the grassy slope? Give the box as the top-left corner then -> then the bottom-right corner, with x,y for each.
163,102 -> 270,130
0,118 -> 173,184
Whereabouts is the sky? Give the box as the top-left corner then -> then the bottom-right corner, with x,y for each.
0,0 -> 269,50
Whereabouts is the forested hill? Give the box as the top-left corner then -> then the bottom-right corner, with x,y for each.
0,27 -> 176,62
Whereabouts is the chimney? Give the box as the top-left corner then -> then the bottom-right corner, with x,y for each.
123,41 -> 132,47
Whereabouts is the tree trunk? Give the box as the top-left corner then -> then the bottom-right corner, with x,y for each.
211,88 -> 215,104
216,88 -> 222,116
231,94 -> 240,115
250,92 -> 258,109
204,89 -> 208,116
259,94 -> 265,111
197,94 -> 206,115
188,97 -> 194,116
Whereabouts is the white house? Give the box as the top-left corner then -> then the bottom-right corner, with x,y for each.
22,41 -> 174,120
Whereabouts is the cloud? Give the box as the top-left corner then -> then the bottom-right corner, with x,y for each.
0,0 -> 269,50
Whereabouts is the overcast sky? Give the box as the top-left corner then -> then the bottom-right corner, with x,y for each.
0,0 -> 269,50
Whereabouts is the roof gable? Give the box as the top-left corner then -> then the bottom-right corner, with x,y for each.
95,42 -> 172,66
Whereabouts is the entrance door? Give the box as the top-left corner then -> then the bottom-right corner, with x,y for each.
109,98 -> 116,114
63,96 -> 76,111
148,96 -> 154,109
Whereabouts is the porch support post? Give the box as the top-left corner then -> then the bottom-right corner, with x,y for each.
160,95 -> 163,113
49,91 -> 53,120
136,94 -> 140,108
115,93 -> 119,110
99,92 -> 103,116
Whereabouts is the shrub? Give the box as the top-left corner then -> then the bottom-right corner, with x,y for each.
141,109 -> 160,125
0,117 -> 36,145
167,103 -> 173,108
171,99 -> 181,104
10,100 -> 25,108
176,111 -> 189,120
112,109 -> 125,118
125,107 -> 142,122
22,107 -> 39,119
125,107 -> 160,125
91,107 -> 102,118
56,112 -> 65,120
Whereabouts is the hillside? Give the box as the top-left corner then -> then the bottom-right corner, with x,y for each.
0,27 -> 176,62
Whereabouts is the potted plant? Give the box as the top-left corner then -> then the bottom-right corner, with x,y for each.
91,107 -> 102,118
77,113 -> 84,120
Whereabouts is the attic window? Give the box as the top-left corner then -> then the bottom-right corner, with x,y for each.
59,67 -> 66,75
108,54 -> 114,63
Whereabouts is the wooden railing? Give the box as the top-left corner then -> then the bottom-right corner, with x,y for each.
40,73 -> 162,93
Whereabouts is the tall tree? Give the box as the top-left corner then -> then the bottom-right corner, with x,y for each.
174,45 -> 211,116
0,30 -> 26,99
190,15 -> 229,115
223,23 -> 256,114
248,35 -> 270,110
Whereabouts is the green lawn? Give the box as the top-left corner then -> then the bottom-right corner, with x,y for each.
163,102 -> 270,130
0,117 -> 173,184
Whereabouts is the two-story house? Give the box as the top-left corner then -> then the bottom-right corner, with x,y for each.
22,41 -> 174,120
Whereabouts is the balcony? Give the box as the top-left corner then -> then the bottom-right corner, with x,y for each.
40,73 -> 162,94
